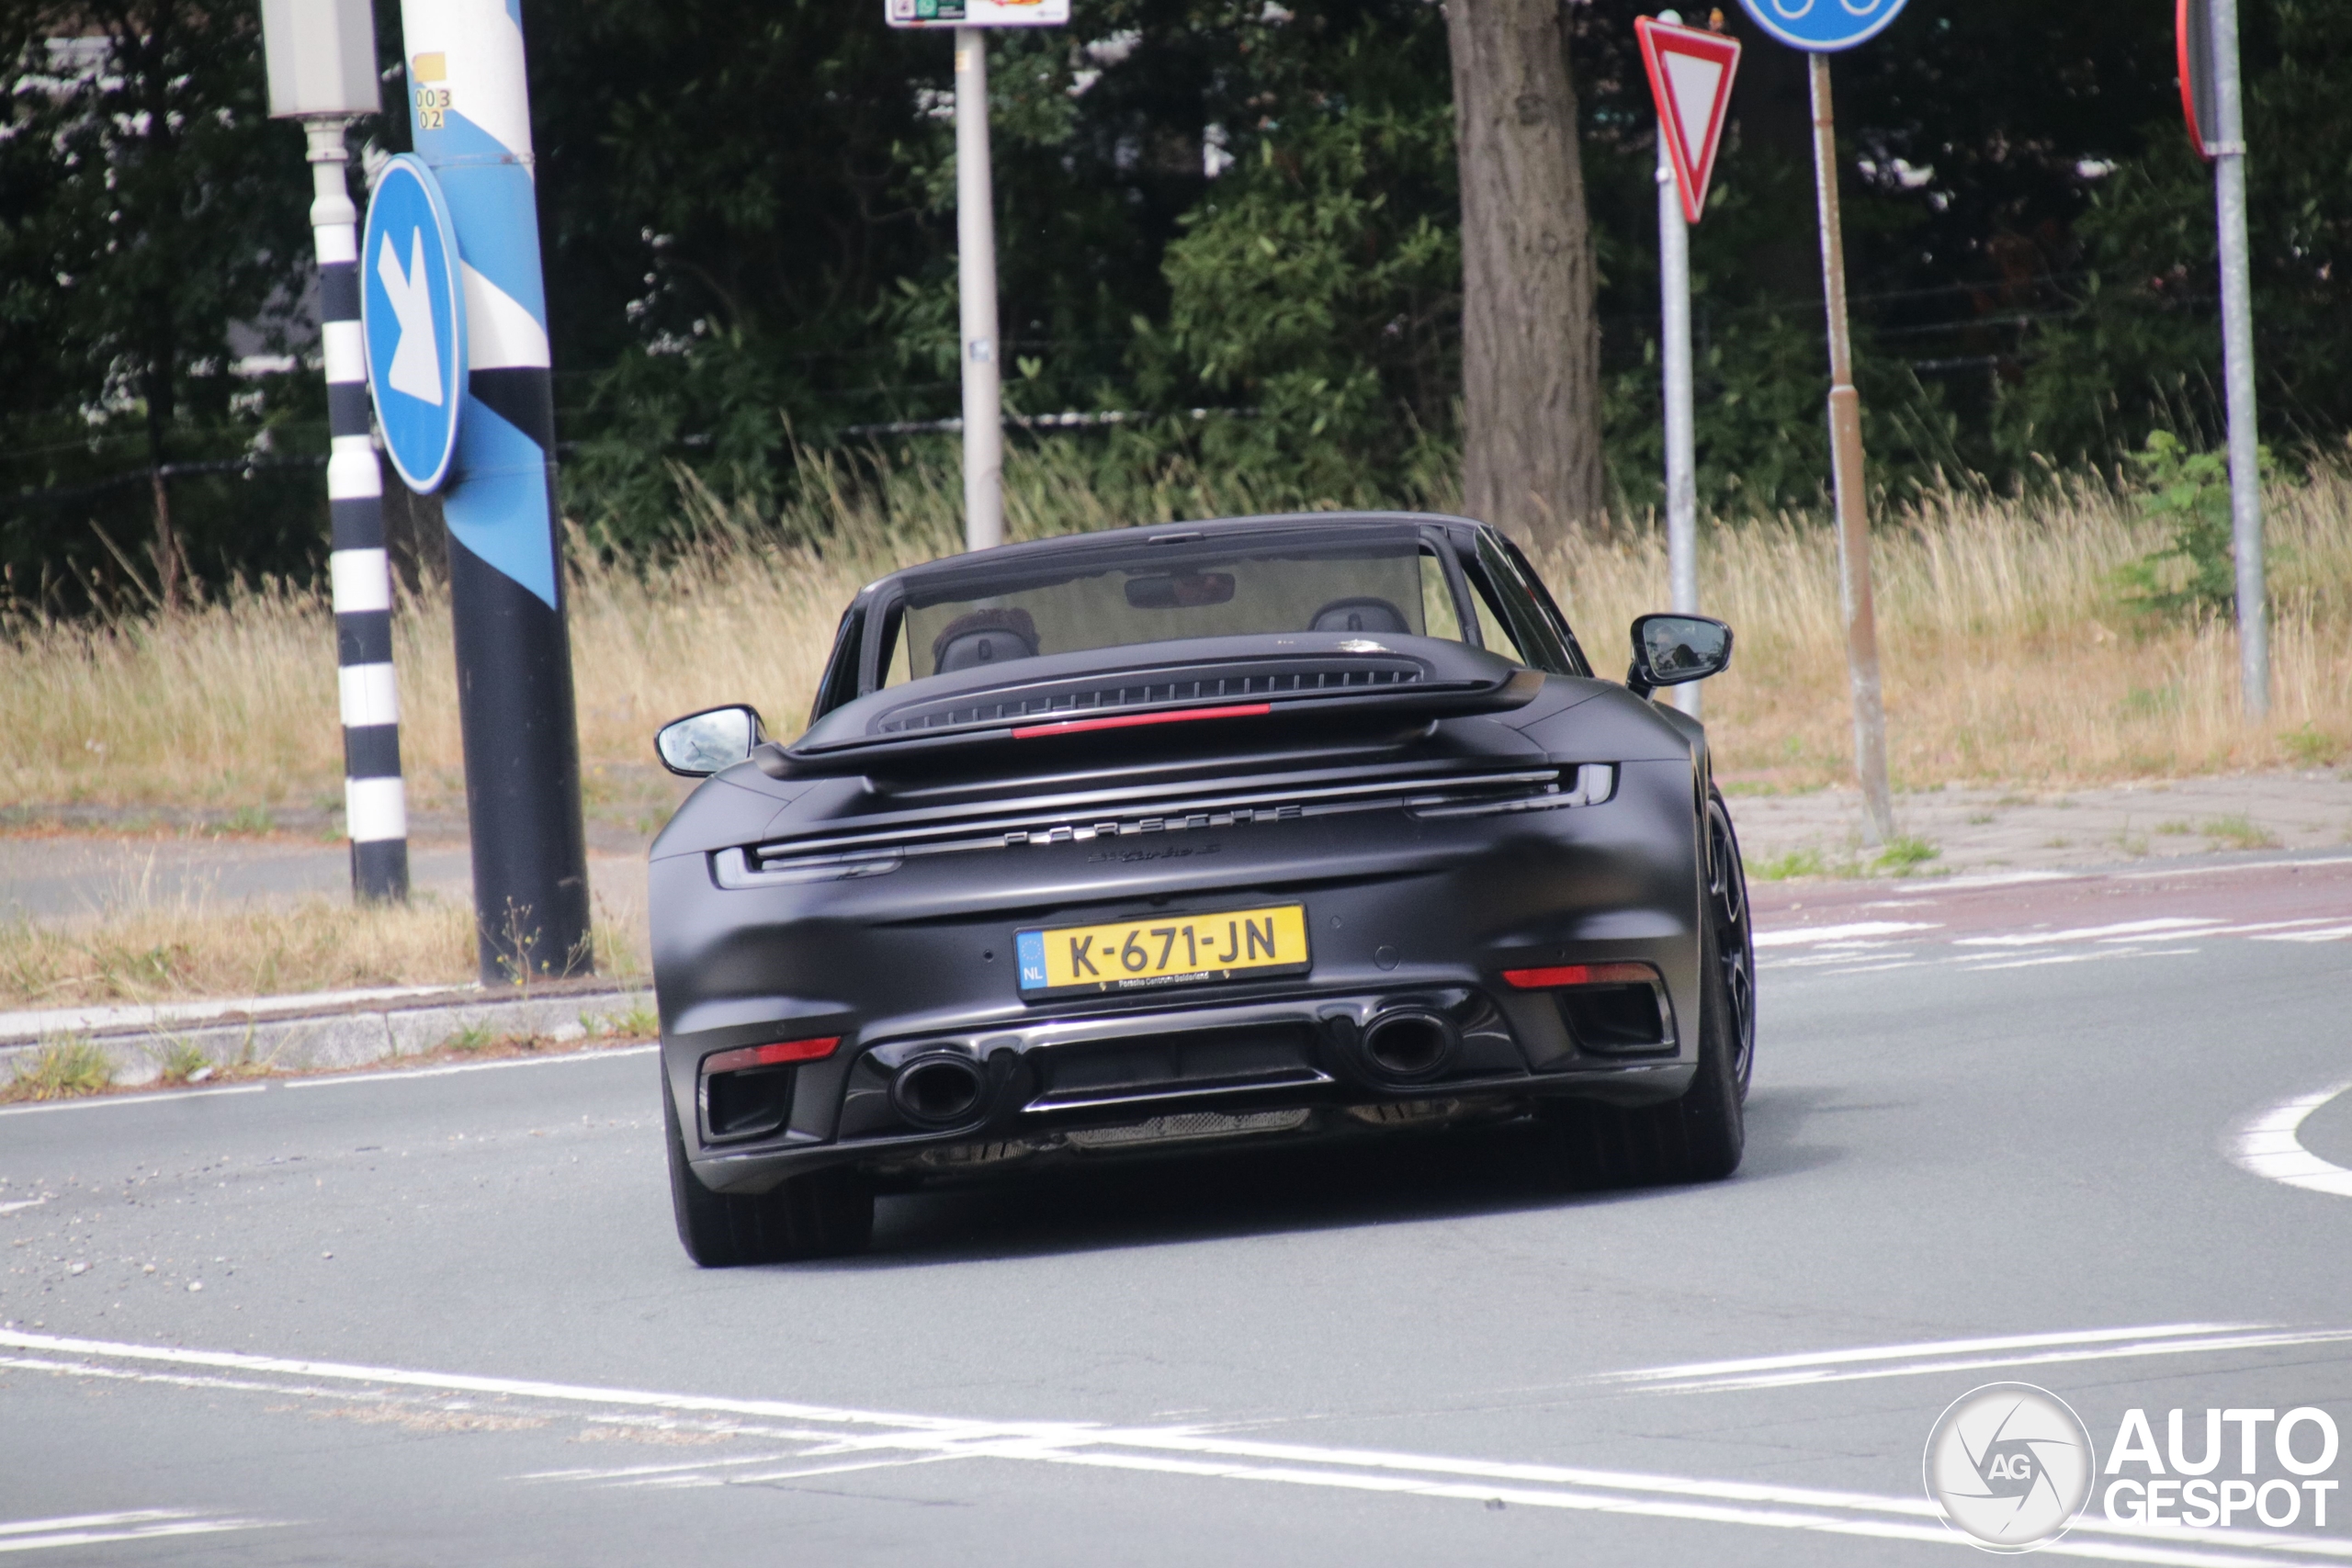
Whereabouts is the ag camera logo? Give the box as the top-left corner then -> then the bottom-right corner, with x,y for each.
1924,1383 -> 2098,1551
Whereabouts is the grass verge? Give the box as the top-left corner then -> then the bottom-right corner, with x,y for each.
1,446 -> 2346,810
0,895 -> 648,1011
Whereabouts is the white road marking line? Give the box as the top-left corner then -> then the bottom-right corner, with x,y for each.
1752,921 -> 1940,948
2203,919 -> 2335,936
2230,1080 -> 2352,1199
2117,854 -> 2352,880
0,1512 -> 277,1554
653,1452 -> 975,1489
514,1452 -> 814,1483
1955,918 -> 2220,949
281,1043 -> 656,1089
9,1334 -> 2352,1566
1611,1330 -> 2352,1395
0,1513 -> 187,1539
1815,961 -> 1923,976
1958,947 -> 2201,973
0,1195 -> 51,1214
1585,1324 -> 2247,1384
0,1085 -> 268,1119
2251,925 -> 2352,943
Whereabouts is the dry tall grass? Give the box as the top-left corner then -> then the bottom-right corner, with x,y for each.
2,447 -> 2346,815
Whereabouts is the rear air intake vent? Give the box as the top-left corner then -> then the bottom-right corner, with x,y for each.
872,657 -> 1426,736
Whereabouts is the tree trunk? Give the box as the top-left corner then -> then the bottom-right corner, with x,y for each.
1448,0 -> 1605,546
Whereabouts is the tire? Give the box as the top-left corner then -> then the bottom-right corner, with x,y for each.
664,1075 -> 875,1266
1705,790 -> 1757,1102
1543,914 -> 1747,1190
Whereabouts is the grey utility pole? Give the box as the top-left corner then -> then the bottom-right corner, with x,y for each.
1806,53 -> 1894,847
2207,0 -> 2267,716
954,29 -> 1005,553
261,0 -> 413,903
1656,98 -> 1700,718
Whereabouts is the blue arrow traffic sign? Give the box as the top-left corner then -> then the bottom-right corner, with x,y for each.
361,154 -> 466,492
1736,0 -> 1907,52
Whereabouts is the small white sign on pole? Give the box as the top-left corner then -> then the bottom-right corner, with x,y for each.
886,0 -> 1069,28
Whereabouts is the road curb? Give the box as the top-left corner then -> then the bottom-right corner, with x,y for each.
0,983 -> 653,1089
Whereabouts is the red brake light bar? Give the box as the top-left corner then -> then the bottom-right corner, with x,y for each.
1012,703 -> 1272,740
1502,962 -> 1658,990
703,1036 -> 840,1075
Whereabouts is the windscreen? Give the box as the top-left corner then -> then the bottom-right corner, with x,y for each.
886,535 -> 1469,686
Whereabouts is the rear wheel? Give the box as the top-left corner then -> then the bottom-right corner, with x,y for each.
1706,790 -> 1756,1102
663,1076 -> 875,1266
1543,919 -> 1747,1190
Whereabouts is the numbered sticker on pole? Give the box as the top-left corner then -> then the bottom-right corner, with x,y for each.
1735,0 -> 1906,52
884,0 -> 1068,27
1636,17 -> 1741,225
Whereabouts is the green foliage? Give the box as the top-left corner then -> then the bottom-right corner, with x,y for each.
5,1037 -> 112,1100
0,2 -> 330,607
1143,5 -> 1459,508
1872,835 -> 1941,875
2111,431 -> 2270,620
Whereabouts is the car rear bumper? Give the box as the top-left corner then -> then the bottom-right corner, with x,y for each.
653,757 -> 1707,1193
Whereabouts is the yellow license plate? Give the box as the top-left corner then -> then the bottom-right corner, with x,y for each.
1016,905 -> 1311,996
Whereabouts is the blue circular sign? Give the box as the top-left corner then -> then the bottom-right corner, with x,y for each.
1735,0 -> 1908,52
360,154 -> 466,492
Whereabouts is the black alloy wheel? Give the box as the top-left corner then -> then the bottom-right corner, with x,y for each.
1705,790 -> 1756,1102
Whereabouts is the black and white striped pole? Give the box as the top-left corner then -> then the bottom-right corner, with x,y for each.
264,0 -> 411,903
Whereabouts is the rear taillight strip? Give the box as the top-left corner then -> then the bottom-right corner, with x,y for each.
702,1036 -> 840,1075
1502,961 -> 1660,990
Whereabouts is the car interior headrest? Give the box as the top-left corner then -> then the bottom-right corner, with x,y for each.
1308,596 -> 1410,635
931,607 -> 1041,673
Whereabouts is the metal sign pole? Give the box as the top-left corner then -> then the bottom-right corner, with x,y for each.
308,119 -> 412,903
396,0 -> 593,983
2206,0 -> 2267,716
1806,53 -> 1894,846
260,0 -> 411,904
1657,128 -> 1701,719
955,28 -> 1005,553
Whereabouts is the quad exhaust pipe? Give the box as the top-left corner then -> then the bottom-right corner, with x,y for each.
890,1052 -> 989,1127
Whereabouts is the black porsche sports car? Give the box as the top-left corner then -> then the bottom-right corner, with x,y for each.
648,512 -> 1753,1265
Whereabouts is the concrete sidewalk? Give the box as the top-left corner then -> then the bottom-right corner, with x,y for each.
1727,769 -> 2352,877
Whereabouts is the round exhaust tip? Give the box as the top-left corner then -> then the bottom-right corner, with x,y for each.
1361,1010 -> 1461,1082
890,1053 -> 987,1127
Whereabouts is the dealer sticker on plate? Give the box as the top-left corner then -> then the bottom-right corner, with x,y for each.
1016,904 -> 1310,997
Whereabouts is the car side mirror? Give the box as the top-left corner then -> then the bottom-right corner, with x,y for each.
1626,614 -> 1733,700
655,704 -> 766,777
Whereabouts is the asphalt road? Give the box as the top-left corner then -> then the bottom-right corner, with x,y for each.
2,857 -> 2348,1565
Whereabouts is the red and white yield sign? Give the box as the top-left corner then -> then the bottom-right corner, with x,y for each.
1634,16 -> 1743,224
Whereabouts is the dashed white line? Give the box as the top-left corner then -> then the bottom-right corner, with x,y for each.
2230,1080 -> 2352,1199
1954,918 -> 2220,949
1753,921 -> 1941,949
